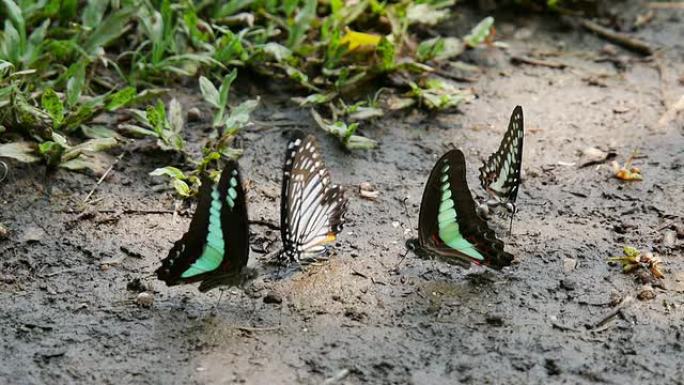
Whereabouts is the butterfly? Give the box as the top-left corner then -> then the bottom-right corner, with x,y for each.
478,105 -> 524,221
279,131 -> 348,262
156,161 -> 253,292
406,149 -> 514,270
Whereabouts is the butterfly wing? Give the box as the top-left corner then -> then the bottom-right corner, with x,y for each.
479,106 -> 524,205
280,131 -> 347,262
156,161 -> 249,288
418,149 -> 513,270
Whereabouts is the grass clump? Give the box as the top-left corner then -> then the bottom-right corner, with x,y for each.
0,0 -> 497,190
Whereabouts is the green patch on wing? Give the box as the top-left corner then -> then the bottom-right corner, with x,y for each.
436,162 -> 484,261
181,186 -> 226,278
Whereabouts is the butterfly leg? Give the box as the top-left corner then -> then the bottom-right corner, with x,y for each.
213,289 -> 225,314
507,203 -> 517,234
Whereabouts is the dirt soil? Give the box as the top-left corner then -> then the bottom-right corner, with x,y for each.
1,3 -> 683,385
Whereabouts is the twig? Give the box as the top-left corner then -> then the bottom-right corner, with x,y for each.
580,19 -> 655,56
429,69 -> 479,83
249,219 -> 280,230
551,322 -> 582,332
83,152 -> 125,204
511,55 -> 567,69
62,209 -> 177,215
647,2 -> 684,9
38,266 -> 88,278
586,296 -> 633,330
321,369 -> 351,385
235,325 -> 281,332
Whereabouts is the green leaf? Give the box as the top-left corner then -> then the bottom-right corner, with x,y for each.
1,0 -> 24,30
346,134 -> 378,150
64,138 -> 118,160
287,0 -> 317,49
311,109 -> 377,150
215,0 -> 254,18
377,37 -> 395,71
82,0 -> 109,29
1,20 -> 22,64
150,166 -> 186,179
223,98 -> 258,131
172,178 -> 190,197
81,125 -> 121,140
59,0 -> 78,23
199,76 -> 220,108
214,69 -> 237,127
146,101 -> 167,135
214,30 -> 248,63
167,98 -> 183,134
260,42 -> 293,63
38,141 -> 65,166
406,3 -> 451,26
0,141 -> 39,162
66,62 -> 86,107
60,152 -> 109,174
106,86 -> 136,111
118,124 -> 157,138
464,16 -> 494,48
1,0 -> 25,52
41,88 -> 64,128
83,7 -> 135,54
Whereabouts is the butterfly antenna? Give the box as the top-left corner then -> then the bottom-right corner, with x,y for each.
394,248 -> 410,271
215,289 -> 225,311
0,161 -> 7,183
401,196 -> 415,233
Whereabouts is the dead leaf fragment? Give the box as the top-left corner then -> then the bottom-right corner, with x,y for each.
578,147 -> 615,168
637,284 -> 655,300
611,159 -> 642,181
658,94 -> 684,126
358,182 -> 379,200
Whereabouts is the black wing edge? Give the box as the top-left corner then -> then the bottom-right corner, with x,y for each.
478,105 -> 524,200
218,159 -> 250,275
156,173 -> 215,286
280,130 -> 307,257
449,150 -> 514,270
419,150 -> 513,270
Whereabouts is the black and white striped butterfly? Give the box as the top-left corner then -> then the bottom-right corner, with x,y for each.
279,131 -> 347,262
478,106 -> 524,222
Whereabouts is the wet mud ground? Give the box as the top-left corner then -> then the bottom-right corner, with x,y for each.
1,4 -> 684,385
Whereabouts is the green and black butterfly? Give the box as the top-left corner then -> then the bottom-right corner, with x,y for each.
478,105 -> 524,220
279,131 -> 347,262
156,161 -> 254,292
406,149 -> 513,270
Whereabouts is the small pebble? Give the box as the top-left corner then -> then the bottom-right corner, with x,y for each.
637,284 -> 655,301
20,226 -> 45,243
187,107 -> 202,122
562,258 -> 577,272
0,223 -> 8,240
136,292 -> 155,307
485,314 -> 504,327
608,290 -> 622,306
263,291 -> 283,304
601,44 -> 618,56
359,182 -> 380,200
560,278 -> 576,291
0,274 -> 16,284
662,230 -> 676,247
